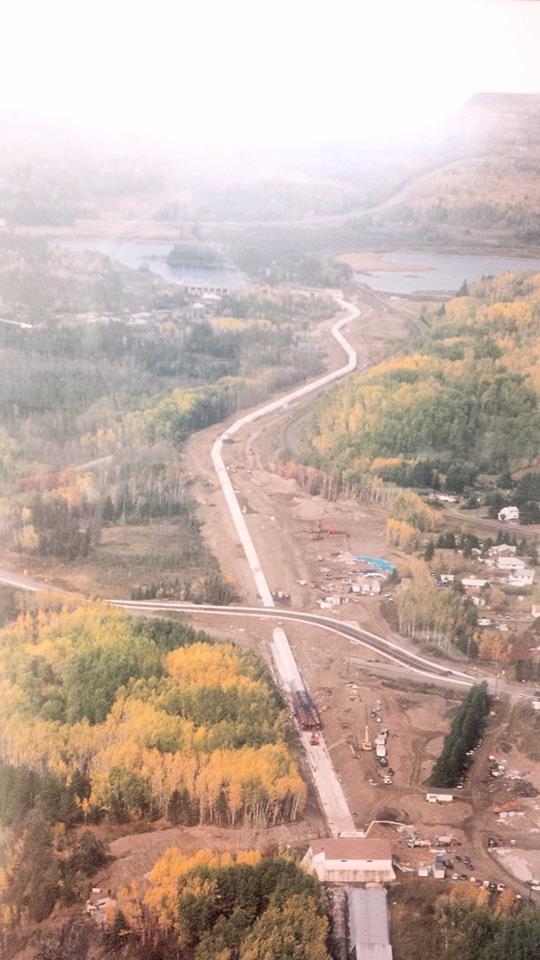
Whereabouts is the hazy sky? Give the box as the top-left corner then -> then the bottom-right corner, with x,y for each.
2,0 -> 540,146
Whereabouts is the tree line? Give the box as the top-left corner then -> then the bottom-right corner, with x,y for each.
430,683 -> 490,787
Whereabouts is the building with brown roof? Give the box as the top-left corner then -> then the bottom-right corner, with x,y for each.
302,837 -> 395,884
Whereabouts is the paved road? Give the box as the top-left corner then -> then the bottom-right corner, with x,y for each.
111,603 -> 532,702
0,568 -> 47,592
115,599 -> 477,688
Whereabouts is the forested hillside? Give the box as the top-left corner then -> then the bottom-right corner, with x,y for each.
309,272 -> 540,493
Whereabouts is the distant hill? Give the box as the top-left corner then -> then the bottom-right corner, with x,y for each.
2,94 -> 540,257
347,94 -> 540,253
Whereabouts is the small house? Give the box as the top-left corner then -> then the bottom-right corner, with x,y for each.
497,556 -> 525,570
508,568 -> 535,586
359,577 -> 382,596
433,859 -> 446,880
461,577 -> 489,592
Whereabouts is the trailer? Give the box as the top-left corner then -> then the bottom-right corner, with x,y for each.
292,690 -> 320,731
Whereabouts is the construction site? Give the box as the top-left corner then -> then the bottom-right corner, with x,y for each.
178,287 -> 540,916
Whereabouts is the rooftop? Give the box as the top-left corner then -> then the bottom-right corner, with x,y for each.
309,838 -> 392,861
348,887 -> 392,960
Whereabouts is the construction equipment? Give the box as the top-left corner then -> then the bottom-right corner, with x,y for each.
361,709 -> 372,751
319,522 -> 345,535
292,689 -> 320,731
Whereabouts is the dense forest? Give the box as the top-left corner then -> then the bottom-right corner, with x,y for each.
0,597 -> 304,826
0,598 -> 306,942
108,848 -> 331,960
309,272 -> 540,497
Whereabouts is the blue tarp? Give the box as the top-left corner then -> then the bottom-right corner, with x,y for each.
355,555 -> 396,573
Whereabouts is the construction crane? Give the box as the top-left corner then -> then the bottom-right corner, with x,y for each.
362,709 -> 372,751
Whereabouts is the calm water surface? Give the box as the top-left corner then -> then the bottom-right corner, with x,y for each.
59,239 -> 540,295
58,239 -> 248,289
355,250 -> 540,294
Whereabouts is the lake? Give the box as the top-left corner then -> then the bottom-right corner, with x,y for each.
58,238 -> 540,296
58,239 -> 248,290
354,250 -> 540,294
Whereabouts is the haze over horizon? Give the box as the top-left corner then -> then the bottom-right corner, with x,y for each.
2,0 -> 540,152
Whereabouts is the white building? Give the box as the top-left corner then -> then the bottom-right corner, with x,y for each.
497,556 -> 526,570
433,859 -> 446,880
360,578 -> 382,596
302,838 -> 395,884
508,569 -> 535,587
426,789 -> 454,803
461,577 -> 489,591
498,506 -> 520,522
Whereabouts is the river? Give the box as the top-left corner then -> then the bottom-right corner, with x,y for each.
353,250 -> 540,295
58,238 -> 540,295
